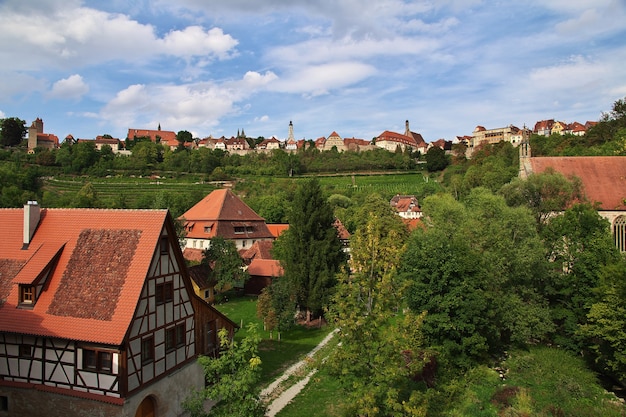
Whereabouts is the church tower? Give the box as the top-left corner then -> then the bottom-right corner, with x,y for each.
519,125 -> 532,179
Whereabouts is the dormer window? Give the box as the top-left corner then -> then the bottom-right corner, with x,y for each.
19,285 -> 34,305
204,226 -> 212,233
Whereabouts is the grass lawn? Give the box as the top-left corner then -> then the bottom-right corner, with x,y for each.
276,367 -> 346,417
214,295 -> 334,386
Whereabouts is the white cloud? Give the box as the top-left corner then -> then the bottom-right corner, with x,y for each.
159,26 -> 238,59
255,115 -> 270,122
0,110 -> 5,118
271,62 -> 376,96
100,71 -> 277,131
0,3 -> 239,72
49,74 -> 89,100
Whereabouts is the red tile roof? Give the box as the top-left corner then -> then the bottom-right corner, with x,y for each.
266,224 -> 289,238
528,156 -> 626,210
247,259 -> 283,277
180,189 -> 274,240
376,130 -> 418,147
0,208 -> 170,345
127,128 -> 177,145
241,240 -> 274,261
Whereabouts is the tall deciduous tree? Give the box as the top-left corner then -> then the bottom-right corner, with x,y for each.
500,169 -> 583,228
202,237 -> 248,292
541,203 -> 621,349
0,117 -> 27,147
273,178 -> 345,321
328,195 -> 429,415
400,189 -> 552,368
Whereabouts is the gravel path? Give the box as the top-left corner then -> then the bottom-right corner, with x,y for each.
262,328 -> 338,416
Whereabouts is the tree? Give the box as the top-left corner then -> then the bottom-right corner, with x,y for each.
71,182 -> 99,208
273,178 -> 345,322
176,130 -> 193,150
500,169 -> 584,228
202,237 -> 249,292
0,117 -> 27,147
579,260 -> 626,384
424,146 -> 449,172
328,196 -> 429,415
183,324 -> 265,417
540,203 -> 621,349
400,189 -> 552,368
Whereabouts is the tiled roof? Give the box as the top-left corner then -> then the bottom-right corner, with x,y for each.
0,208 -> 170,345
241,240 -> 274,261
180,189 -> 274,240
127,128 -> 177,144
376,130 -> 418,146
528,156 -> 626,210
188,264 -> 215,289
390,195 -> 420,213
333,218 -> 351,240
266,224 -> 289,238
247,259 -> 283,277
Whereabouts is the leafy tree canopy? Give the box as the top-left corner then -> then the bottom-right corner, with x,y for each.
183,324 -> 265,417
202,237 -> 249,292
400,188 -> 552,368
0,117 -> 27,147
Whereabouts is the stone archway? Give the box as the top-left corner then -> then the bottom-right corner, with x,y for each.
134,396 -> 156,417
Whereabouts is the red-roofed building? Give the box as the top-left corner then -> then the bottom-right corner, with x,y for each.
343,137 -> 374,152
127,127 -> 178,150
534,119 -> 555,136
376,121 -> 425,153
266,224 -> 289,239
323,131 -> 346,152
390,195 -> 422,219
180,189 -> 275,258
240,241 -> 283,294
27,118 -> 59,153
520,146 -> 626,251
0,203 -> 236,416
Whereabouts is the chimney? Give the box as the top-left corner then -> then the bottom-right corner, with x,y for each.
23,201 -> 41,249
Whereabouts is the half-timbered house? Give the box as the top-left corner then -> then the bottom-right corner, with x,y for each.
0,203 -> 236,417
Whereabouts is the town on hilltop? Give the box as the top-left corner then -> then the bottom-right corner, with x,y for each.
27,117 -> 597,157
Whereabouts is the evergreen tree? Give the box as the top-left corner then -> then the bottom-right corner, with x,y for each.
273,178 -> 346,321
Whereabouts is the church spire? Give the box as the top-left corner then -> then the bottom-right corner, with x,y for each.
288,120 -> 295,142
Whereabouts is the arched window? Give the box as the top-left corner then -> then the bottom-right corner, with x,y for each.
613,216 -> 626,252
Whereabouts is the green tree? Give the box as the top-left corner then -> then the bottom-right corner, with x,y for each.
71,182 -> 99,208
0,117 -> 27,146
401,189 -> 552,368
541,203 -> 621,349
328,197 -> 429,415
579,261 -> 626,383
500,169 -> 584,228
183,324 -> 265,417
202,237 -> 249,292
424,146 -> 449,172
273,178 -> 346,322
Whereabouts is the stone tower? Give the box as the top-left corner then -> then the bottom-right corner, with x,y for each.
518,125 -> 532,179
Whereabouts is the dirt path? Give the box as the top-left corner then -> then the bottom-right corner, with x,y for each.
262,328 -> 338,416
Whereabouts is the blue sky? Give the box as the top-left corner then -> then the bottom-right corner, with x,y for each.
1,0 -> 625,143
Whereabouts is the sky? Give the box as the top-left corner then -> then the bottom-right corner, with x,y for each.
1,0 -> 625,143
